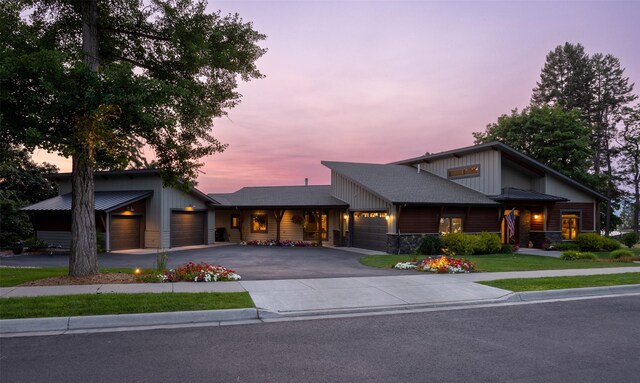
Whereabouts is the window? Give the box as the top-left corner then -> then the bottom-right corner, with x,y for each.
439,217 -> 463,235
251,214 -> 268,233
447,164 -> 480,179
561,212 -> 580,240
230,214 -> 240,229
354,212 -> 387,218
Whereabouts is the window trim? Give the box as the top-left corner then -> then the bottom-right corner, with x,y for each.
447,164 -> 481,179
250,213 -> 268,233
439,215 -> 464,235
560,210 -> 581,240
230,214 -> 240,229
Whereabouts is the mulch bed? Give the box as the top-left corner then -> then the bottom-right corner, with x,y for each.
20,273 -> 137,286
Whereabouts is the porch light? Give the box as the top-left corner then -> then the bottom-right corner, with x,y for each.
534,214 -> 540,220
385,215 -> 390,221
343,214 -> 349,220
134,268 -> 141,275
126,206 -> 135,212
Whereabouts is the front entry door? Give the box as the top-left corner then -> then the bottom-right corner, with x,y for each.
303,211 -> 327,241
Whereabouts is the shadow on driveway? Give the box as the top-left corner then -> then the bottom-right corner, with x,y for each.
0,246 -> 403,280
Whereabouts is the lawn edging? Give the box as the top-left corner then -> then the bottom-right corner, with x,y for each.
0,308 -> 259,336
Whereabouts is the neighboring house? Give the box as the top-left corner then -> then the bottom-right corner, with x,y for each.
210,185 -> 348,246
21,170 -> 217,251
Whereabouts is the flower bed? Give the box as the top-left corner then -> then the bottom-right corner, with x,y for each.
241,239 -> 319,247
394,256 -> 475,274
157,262 -> 241,282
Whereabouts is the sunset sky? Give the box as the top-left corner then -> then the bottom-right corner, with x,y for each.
32,0 -> 640,192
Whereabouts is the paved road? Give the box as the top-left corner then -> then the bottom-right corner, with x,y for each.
2,296 -> 639,382
0,245 -> 403,280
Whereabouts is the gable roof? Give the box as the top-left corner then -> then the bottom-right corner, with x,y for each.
489,187 -> 569,202
392,141 -> 607,202
210,185 -> 348,208
321,161 -> 499,206
20,191 -> 153,212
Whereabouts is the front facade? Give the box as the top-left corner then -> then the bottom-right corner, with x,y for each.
23,170 -> 217,252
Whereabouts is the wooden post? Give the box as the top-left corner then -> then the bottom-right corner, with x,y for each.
273,209 -> 285,243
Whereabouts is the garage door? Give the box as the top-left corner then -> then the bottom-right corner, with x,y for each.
170,211 -> 205,247
111,215 -> 142,250
352,214 -> 387,251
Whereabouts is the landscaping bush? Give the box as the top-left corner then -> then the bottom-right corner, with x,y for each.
500,244 -> 514,254
553,242 -> 580,251
574,233 -> 621,251
441,233 -> 475,256
415,235 -> 442,255
560,250 -> 597,261
610,249 -> 634,259
474,232 -> 502,254
621,232 -> 639,248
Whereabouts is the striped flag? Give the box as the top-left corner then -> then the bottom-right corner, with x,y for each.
506,209 -> 516,239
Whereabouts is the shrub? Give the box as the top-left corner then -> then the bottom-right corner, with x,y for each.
474,232 -> 502,254
574,233 -> 620,251
441,233 -> 475,256
560,250 -> 597,261
500,244 -> 514,254
621,232 -> 639,248
24,237 -> 48,250
553,242 -> 580,251
610,249 -> 634,259
415,235 -> 442,255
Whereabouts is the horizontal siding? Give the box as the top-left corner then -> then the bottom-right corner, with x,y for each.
530,208 -> 545,231
547,202 -> 595,232
36,231 -> 71,249
398,206 -> 500,233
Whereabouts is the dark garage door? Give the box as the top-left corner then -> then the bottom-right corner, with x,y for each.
352,214 -> 387,251
111,215 -> 142,250
170,211 -> 206,247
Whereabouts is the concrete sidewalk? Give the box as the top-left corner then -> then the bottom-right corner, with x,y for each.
2,266 -> 639,335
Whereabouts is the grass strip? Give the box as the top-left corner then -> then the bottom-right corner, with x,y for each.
478,272 -> 640,291
0,292 -> 254,319
359,253 -> 640,272
0,268 -> 133,287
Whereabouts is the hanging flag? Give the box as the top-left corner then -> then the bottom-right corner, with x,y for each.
506,209 -> 516,239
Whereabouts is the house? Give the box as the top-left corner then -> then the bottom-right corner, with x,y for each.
212,141 -> 605,253
22,141 -> 605,254
21,170 -> 217,251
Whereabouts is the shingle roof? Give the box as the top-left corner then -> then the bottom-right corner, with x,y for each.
20,191 -> 153,212
489,187 -> 569,202
393,141 -> 608,202
321,161 -> 499,206
209,186 -> 348,208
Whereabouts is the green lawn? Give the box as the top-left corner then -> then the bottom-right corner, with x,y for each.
478,272 -> 640,291
0,292 -> 254,319
0,268 -> 134,287
359,253 -> 640,272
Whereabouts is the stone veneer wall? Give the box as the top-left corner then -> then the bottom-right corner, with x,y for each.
386,234 -> 436,254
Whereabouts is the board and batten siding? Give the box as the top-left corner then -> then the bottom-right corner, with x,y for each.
421,149 -> 501,195
501,164 -> 536,190
161,187 -> 214,248
331,171 -> 390,211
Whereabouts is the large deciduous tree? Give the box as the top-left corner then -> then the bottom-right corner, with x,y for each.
620,105 -> 640,234
0,0 -> 266,275
473,105 -> 595,186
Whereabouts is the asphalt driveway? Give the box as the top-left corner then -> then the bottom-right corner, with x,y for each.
0,246 -> 403,280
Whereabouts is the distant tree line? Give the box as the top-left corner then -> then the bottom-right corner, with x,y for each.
474,42 -> 639,235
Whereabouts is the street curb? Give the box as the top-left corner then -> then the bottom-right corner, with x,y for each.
0,308 -> 258,335
257,284 -> 640,319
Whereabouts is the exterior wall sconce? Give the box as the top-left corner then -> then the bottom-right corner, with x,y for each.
126,206 -> 135,212
385,215 -> 390,221
534,214 -> 540,220
343,214 -> 349,220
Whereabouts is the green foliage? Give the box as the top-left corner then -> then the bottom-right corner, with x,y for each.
560,251 -> 597,261
621,232 -> 639,248
553,242 -> 580,251
500,244 -> 514,254
96,231 -> 106,253
473,105 -> 594,185
574,233 -> 621,251
156,251 -> 169,272
610,249 -> 634,259
24,237 -> 48,250
441,232 -> 502,256
415,235 -> 442,256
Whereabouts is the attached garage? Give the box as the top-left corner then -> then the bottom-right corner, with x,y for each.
170,211 -> 206,247
110,215 -> 142,250
352,212 -> 388,251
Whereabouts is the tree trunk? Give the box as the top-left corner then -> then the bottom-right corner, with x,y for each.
69,0 -> 100,276
634,163 -> 640,234
70,156 -> 98,276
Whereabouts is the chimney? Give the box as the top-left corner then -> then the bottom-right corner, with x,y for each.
305,178 -> 308,186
